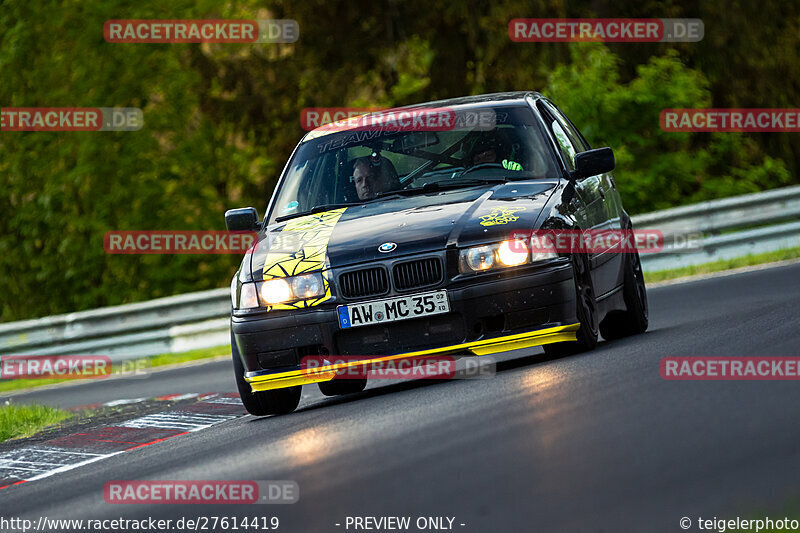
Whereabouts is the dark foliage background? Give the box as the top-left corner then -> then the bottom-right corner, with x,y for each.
1,0 -> 796,321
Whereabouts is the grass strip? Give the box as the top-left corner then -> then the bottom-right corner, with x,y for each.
0,404 -> 73,443
644,246 -> 800,283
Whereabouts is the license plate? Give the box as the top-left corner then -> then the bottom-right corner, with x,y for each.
337,290 -> 449,329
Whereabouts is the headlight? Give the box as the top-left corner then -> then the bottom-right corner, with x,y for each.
464,246 -> 494,271
460,239 -> 554,273
291,273 -> 324,299
233,272 -> 326,310
260,278 -> 293,304
497,240 -> 528,266
259,272 -> 326,306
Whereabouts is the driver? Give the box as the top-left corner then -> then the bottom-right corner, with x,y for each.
352,156 -> 397,200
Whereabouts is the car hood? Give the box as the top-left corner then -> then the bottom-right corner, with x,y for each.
248,180 -> 559,281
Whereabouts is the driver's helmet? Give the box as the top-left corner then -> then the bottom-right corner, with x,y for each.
468,129 -> 524,171
468,130 -> 510,167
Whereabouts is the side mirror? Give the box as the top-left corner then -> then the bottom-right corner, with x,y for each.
573,147 -> 615,179
225,207 -> 260,231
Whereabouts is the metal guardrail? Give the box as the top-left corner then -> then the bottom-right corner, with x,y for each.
632,184 -> 800,239
2,185 -> 799,360
636,220 -> 800,272
0,289 -> 230,361
633,184 -> 800,271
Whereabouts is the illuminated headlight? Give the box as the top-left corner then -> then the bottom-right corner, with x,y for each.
497,240 -> 529,266
260,272 -> 326,305
460,240 -> 554,273
233,272 -> 326,310
260,278 -> 293,304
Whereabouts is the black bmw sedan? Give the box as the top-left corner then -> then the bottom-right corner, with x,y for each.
225,91 -> 648,415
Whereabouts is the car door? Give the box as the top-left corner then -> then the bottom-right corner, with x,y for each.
567,118 -> 624,236
538,99 -> 622,297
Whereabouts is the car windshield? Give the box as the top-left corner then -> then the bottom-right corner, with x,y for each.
267,104 -> 559,224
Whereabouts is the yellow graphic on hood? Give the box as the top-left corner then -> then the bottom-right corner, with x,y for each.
479,207 -> 526,226
258,208 -> 347,311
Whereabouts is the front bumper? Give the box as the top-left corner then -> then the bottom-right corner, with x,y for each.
232,260 -> 577,392
245,323 -> 579,391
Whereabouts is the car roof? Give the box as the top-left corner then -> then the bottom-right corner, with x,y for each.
389,91 -> 544,109
300,91 -> 545,142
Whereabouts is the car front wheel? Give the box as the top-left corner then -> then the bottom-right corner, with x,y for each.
544,253 -> 598,357
231,331 -> 301,416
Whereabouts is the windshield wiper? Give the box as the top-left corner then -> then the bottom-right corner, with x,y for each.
275,202 -> 359,223
376,178 -> 508,198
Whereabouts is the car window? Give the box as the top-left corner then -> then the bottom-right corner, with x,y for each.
540,100 -> 589,170
551,120 -> 578,170
267,105 -> 562,225
544,100 -> 589,150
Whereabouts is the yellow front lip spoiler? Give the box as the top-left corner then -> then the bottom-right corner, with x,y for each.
246,323 -> 580,392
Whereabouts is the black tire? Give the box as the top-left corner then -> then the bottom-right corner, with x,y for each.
231,331 -> 301,416
544,253 -> 599,357
318,377 -> 368,396
599,249 -> 649,340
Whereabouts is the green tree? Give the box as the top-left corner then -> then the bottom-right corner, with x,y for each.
1,0 -> 797,322
545,44 -> 790,213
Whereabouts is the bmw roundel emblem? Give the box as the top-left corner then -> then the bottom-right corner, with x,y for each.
378,242 -> 397,253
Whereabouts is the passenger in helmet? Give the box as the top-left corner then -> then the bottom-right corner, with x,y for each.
467,131 -> 522,171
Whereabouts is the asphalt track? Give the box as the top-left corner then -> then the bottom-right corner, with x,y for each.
3,262 -> 800,532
